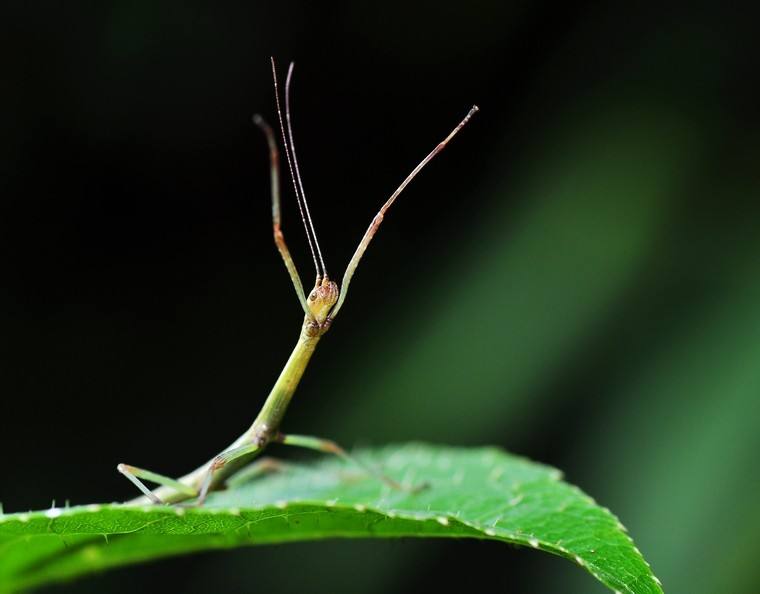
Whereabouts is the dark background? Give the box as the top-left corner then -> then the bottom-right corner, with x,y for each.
2,1 -> 759,593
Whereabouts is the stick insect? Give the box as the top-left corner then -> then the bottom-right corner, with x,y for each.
118,58 -> 478,506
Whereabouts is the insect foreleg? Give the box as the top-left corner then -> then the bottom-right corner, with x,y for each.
253,114 -> 312,317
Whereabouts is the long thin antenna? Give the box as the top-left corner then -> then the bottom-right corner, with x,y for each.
285,62 -> 328,280
329,105 -> 479,320
270,57 -> 321,281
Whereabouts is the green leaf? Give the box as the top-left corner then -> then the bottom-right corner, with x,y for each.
0,444 -> 662,593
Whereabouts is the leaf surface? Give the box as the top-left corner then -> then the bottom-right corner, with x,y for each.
0,444 -> 662,593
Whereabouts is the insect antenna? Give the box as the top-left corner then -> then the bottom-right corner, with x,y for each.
285,62 -> 328,280
270,57 -> 322,282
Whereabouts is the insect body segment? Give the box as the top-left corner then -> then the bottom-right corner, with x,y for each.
307,278 -> 339,328
117,58 -> 477,506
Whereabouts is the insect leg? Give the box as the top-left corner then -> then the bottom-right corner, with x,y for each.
330,105 -> 478,319
117,463 -> 198,504
276,433 -> 425,493
225,456 -> 288,488
252,114 -> 312,318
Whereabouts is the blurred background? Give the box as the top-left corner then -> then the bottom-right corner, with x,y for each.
2,1 -> 758,592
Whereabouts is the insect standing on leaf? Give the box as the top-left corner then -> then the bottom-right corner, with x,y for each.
118,58 -> 478,506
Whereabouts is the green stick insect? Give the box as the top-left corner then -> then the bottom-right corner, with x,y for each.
118,58 -> 478,506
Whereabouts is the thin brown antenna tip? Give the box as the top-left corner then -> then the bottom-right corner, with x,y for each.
283,58 -> 328,279
270,55 -> 325,280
